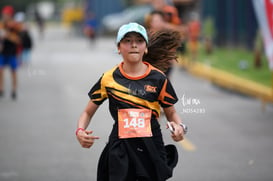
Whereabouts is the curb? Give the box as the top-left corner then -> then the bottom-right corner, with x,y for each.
178,55 -> 273,109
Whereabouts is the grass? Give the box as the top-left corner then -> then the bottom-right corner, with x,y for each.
192,46 -> 272,88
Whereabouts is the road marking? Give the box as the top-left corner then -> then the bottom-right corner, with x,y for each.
179,138 -> 196,151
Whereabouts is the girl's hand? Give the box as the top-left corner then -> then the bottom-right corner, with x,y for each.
76,130 -> 99,148
169,122 -> 184,142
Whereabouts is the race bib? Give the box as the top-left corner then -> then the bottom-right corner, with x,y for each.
118,109 -> 152,139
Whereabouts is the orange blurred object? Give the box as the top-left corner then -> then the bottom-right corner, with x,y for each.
162,5 -> 181,25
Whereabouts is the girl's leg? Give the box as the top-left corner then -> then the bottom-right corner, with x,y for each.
10,56 -> 18,100
11,70 -> 17,99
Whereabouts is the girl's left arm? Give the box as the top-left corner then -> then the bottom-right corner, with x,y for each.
163,106 -> 184,142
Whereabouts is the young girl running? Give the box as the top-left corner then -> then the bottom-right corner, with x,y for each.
76,22 -> 187,181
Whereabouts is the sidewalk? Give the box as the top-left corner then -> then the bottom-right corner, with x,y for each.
178,56 -> 273,109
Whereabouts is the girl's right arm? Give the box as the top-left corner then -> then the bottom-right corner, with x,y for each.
76,100 -> 100,148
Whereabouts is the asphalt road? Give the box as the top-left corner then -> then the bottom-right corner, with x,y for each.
1,25 -> 273,181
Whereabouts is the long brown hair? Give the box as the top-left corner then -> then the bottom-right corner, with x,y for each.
143,29 -> 181,72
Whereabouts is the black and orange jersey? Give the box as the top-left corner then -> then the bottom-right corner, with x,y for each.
88,61 -> 178,120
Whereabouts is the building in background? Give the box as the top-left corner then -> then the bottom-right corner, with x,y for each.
200,0 -> 258,49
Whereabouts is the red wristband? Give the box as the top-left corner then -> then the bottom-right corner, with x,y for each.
76,128 -> 85,136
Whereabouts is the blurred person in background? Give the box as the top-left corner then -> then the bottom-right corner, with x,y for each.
0,5 -> 21,100
161,4 -> 187,55
161,4 -> 187,56
83,12 -> 97,44
15,11 -> 33,66
34,7 -> 45,39
187,12 -> 200,61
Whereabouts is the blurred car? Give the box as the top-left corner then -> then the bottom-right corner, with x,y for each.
101,5 -> 153,33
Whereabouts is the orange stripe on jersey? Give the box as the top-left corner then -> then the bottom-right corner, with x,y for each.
149,63 -> 165,75
158,80 -> 175,106
101,66 -> 129,93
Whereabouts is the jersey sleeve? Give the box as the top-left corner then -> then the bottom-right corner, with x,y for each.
158,79 -> 178,108
88,75 -> 108,105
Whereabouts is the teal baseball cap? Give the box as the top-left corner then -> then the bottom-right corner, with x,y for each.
116,22 -> 148,44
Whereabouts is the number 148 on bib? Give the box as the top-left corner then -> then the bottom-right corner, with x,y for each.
118,109 -> 153,139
